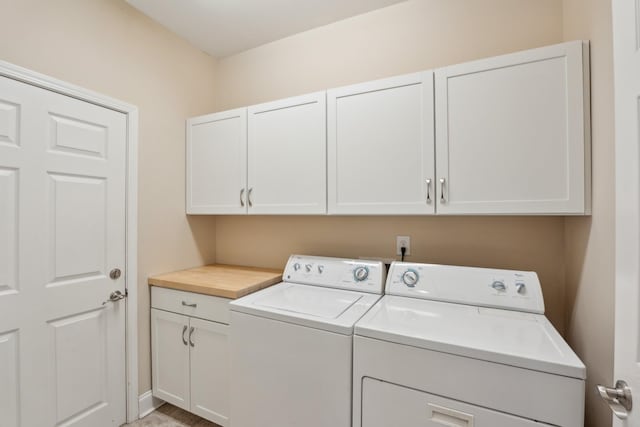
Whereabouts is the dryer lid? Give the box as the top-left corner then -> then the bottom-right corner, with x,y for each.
355,295 -> 585,379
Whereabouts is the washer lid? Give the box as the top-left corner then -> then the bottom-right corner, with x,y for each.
230,282 -> 382,335
252,284 -> 362,318
355,296 -> 586,379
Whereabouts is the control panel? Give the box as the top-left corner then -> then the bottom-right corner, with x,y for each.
386,262 -> 545,314
283,255 -> 385,294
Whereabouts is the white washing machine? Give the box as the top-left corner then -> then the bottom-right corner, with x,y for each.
353,262 -> 586,427
230,255 -> 385,427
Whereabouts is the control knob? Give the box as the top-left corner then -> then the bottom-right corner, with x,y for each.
515,282 -> 526,294
293,263 -> 301,271
305,264 -> 312,273
317,265 -> 324,274
402,269 -> 419,287
353,266 -> 369,282
491,280 -> 507,292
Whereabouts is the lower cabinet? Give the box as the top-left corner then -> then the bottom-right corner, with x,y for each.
151,287 -> 230,426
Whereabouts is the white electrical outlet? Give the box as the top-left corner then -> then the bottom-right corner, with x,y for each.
396,236 -> 411,256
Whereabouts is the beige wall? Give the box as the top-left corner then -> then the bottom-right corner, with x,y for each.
214,0 -> 563,110
214,1 -> 568,328
562,0 -> 615,426
0,0 -> 218,394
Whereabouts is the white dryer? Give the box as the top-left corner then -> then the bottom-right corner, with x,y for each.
230,255 -> 385,427
353,262 -> 586,427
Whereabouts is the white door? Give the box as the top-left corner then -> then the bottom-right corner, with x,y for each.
189,317 -> 230,426
327,72 -> 435,215
0,75 -> 127,426
607,0 -> 640,424
247,92 -> 326,214
151,309 -> 191,410
187,108 -> 248,214
435,41 -> 590,215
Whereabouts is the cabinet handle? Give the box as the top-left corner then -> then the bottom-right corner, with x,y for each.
248,188 -> 253,207
189,327 -> 195,347
240,188 -> 245,207
181,301 -> 197,308
181,325 -> 188,346
425,179 -> 432,204
439,178 -> 446,203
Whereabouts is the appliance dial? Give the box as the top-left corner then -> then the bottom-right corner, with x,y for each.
353,266 -> 369,282
515,282 -> 526,294
491,280 -> 507,292
402,269 -> 419,287
305,264 -> 312,273
293,263 -> 301,271
317,265 -> 324,274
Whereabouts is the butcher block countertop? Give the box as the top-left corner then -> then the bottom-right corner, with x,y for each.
148,264 -> 283,299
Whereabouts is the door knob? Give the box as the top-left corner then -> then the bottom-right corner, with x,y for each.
597,380 -> 632,419
102,290 -> 126,305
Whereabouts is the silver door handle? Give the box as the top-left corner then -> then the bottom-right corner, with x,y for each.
597,380 -> 632,419
248,188 -> 253,207
240,188 -> 245,207
181,325 -> 188,346
439,178 -> 446,203
181,301 -> 197,308
102,290 -> 126,305
425,179 -> 432,204
189,327 -> 195,347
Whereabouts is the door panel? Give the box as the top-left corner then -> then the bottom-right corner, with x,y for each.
328,72 -> 435,214
187,109 -> 247,214
362,377 -> 552,427
435,41 -> 589,214
151,309 -> 190,410
47,173 -> 106,283
0,168 -> 18,294
0,329 -> 19,427
0,99 -> 19,147
190,318 -> 229,426
48,309 -> 109,426
248,92 -> 326,214
0,74 -> 127,427
612,0 -> 640,424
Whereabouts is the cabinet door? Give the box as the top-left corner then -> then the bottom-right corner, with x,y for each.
187,109 -> 247,214
247,92 -> 326,214
328,72 -> 435,214
151,309 -> 190,410
435,41 -> 590,215
189,318 -> 230,426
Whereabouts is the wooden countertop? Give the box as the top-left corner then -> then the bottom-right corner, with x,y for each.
148,264 -> 283,299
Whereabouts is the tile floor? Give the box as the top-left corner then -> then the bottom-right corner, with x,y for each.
124,404 -> 220,427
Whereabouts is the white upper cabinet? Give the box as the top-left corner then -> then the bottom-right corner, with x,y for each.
434,41 -> 590,215
247,92 -> 327,214
187,41 -> 590,216
187,109 -> 247,214
328,72 -> 436,215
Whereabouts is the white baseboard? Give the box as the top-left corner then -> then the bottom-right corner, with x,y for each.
138,390 -> 165,418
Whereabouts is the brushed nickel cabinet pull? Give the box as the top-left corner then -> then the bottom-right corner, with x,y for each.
181,325 -> 188,346
189,327 -> 195,347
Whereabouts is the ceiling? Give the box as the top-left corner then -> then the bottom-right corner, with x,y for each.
126,0 -> 408,58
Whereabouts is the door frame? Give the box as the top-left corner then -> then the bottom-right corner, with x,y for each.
0,60 -> 140,423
